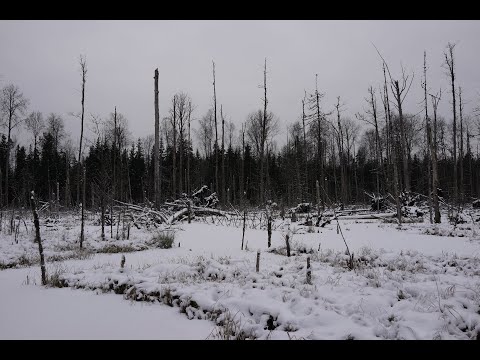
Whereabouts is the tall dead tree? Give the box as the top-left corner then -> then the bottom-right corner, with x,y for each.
154,68 -> 160,208
374,46 -> 414,193
112,106 -> 117,201
374,50 -> 401,223
459,86 -> 464,204
240,123 -> 245,207
175,92 -> 189,196
187,100 -> 193,195
444,42 -> 458,203
309,74 -> 326,209
212,61 -> 219,198
260,58 -> 268,204
429,89 -> 442,223
302,92 -> 308,201
1,84 -> 28,206
380,63 -> 392,187
423,51 -> 433,224
221,105 -> 226,205
171,96 -> 177,198
356,86 -> 382,196
77,55 -> 87,205
335,97 -> 347,205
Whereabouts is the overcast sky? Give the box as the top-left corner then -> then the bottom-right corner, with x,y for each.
1,20 -> 480,151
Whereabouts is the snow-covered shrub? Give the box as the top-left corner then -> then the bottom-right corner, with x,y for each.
46,264 -> 68,288
149,231 -> 175,249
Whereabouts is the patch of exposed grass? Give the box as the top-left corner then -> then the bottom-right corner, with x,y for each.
96,244 -> 138,254
148,231 -> 175,249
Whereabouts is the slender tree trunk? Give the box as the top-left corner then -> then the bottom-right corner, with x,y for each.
336,97 -> 347,205
77,56 -> 87,206
5,117 -> 11,207
260,58 -> 268,204
221,105 -> 225,206
65,160 -> 70,208
302,96 -> 308,201
113,107 -> 117,202
213,61 -> 219,198
154,69 -> 160,207
314,75 -> 325,208
445,44 -> 457,203
80,164 -> 85,248
424,51 -> 433,224
430,93 -> 441,223
101,192 -> 105,241
394,81 -> 410,192
187,102 -> 192,195
171,97 -> 177,198
31,191 -> 46,285
459,87 -> 464,204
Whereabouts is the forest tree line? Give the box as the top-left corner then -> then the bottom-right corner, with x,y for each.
1,43 -> 480,219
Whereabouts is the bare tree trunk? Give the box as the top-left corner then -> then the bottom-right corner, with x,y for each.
5,122 -> 11,207
382,64 -> 391,191
372,88 -> 382,195
240,124 -> 245,207
315,75 -> 325,209
445,43 -> 457,203
80,164 -> 85,248
77,56 -> 87,206
187,101 -> 192,195
335,97 -> 347,205
56,182 -> 60,217
65,161 -> 70,208
459,86 -> 464,204
302,95 -> 308,201
394,81 -> 410,192
172,96 -> 177,198
221,105 -> 225,206
113,107 -> 117,202
285,233 -> 291,257
101,192 -> 105,241
267,208 -> 272,248
306,257 -> 311,284
424,51 -> 433,224
393,136 -> 402,224
331,137 -> 338,203
213,61 -> 219,198
430,91 -> 442,223
154,69 -> 160,207
241,209 -> 246,250
30,191 -> 46,285
260,58 -> 268,204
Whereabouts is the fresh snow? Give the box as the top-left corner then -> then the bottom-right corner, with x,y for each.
1,215 -> 480,339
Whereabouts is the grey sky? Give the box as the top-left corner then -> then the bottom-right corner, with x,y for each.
1,20 -> 480,152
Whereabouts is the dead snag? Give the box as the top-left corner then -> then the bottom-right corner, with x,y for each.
256,250 -> 260,273
306,257 -> 312,284
241,209 -> 246,250
30,191 -> 47,286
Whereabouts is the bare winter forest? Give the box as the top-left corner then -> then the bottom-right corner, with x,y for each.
1,21 -> 480,340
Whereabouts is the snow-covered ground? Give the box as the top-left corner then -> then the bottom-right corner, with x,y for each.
1,214 -> 480,339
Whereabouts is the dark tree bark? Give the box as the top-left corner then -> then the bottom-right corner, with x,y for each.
445,43 -> 458,203
31,191 -> 46,286
430,90 -> 442,223
212,61 -> 219,198
77,55 -> 87,205
459,86 -> 464,204
80,164 -> 85,248
154,68 -> 160,208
